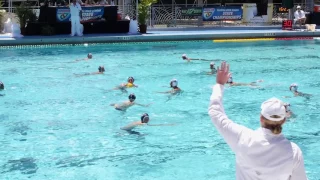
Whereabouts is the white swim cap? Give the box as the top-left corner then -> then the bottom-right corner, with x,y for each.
284,103 -> 291,111
182,54 -> 187,57
210,62 -> 215,65
227,77 -> 233,83
290,83 -> 298,91
261,97 -> 286,121
170,79 -> 178,87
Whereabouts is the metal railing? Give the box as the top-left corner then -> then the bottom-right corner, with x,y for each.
149,3 -> 308,28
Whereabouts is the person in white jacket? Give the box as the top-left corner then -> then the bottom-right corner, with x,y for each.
70,0 -> 83,36
294,6 -> 306,27
208,61 -> 308,180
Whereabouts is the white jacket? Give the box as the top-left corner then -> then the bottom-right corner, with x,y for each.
294,10 -> 306,20
208,84 -> 308,180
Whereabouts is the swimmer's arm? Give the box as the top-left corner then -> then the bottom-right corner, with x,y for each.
147,123 -> 175,126
75,58 -> 87,62
208,84 -> 251,152
156,91 -> 172,94
135,102 -> 152,107
121,122 -> 144,131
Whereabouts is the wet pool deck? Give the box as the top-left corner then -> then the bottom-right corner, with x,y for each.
1,26 -> 320,46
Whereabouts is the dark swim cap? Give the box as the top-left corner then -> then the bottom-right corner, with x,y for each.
170,79 -> 178,87
128,93 -> 136,100
0,81 -> 4,90
141,113 -> 149,123
128,76 -> 135,82
98,66 -> 105,72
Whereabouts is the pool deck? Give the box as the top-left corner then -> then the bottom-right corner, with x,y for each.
1,26 -> 320,46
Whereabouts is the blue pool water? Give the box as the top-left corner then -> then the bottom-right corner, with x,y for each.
1,40 -> 320,179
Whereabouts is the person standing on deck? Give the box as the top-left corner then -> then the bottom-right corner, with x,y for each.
70,0 -> 83,36
208,61 -> 308,180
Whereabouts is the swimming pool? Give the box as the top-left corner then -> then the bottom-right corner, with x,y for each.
0,40 -> 320,179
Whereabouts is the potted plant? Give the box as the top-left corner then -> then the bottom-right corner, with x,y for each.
15,3 -> 37,35
137,0 -> 157,33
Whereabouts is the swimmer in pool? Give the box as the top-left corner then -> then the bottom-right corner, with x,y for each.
181,54 -> 213,62
226,76 -> 263,87
110,93 -> 151,111
113,77 -> 138,92
284,103 -> 296,119
0,81 -> 4,96
0,81 -> 4,90
75,53 -> 93,62
158,79 -> 181,95
75,66 -> 105,76
121,113 -> 175,131
289,83 -> 311,98
207,62 -> 217,75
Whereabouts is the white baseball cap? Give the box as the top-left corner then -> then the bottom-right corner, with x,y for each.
297,6 -> 301,9
261,97 -> 286,121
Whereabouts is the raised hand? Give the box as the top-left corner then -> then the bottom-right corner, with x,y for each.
216,61 -> 231,85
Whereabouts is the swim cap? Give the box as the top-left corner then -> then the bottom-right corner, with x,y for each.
128,93 -> 136,100
88,53 -> 92,58
98,66 -> 105,72
170,79 -> 178,87
210,62 -> 215,65
227,77 -> 233,83
261,97 -> 286,121
289,83 -> 298,91
141,113 -> 149,123
182,54 -> 187,60
128,77 -> 135,83
0,81 -> 4,90
284,103 -> 291,112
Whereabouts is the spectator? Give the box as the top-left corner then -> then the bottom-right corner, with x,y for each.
294,6 -> 306,27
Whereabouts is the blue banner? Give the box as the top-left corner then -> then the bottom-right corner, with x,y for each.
202,6 -> 242,21
56,6 -> 104,22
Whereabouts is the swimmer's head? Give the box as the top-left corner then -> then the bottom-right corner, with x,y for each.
289,83 -> 298,92
170,79 -> 178,88
128,93 -> 136,102
210,62 -> 215,69
284,103 -> 291,112
98,66 -> 105,73
87,53 -> 92,59
227,76 -> 233,84
128,77 -> 135,83
182,54 -> 187,60
141,113 -> 150,123
0,81 -> 4,90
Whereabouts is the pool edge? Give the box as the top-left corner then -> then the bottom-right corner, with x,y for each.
1,31 -> 320,46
